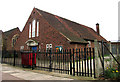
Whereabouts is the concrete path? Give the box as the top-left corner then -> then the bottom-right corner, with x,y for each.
2,72 -> 24,80
1,64 -> 73,80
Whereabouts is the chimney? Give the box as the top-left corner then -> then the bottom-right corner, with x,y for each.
96,23 -> 100,35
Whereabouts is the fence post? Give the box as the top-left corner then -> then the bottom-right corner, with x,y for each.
13,50 -> 16,66
117,43 -> 120,71
84,48 -> 86,76
73,49 -> 75,76
93,48 -> 96,78
49,49 -> 52,72
70,49 -> 72,75
109,41 -> 113,68
94,39 -> 100,77
101,41 -> 104,77
32,51 -> 34,70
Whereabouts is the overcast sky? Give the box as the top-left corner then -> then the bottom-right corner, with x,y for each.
0,0 -> 119,41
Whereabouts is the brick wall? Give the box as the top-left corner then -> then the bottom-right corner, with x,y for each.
14,8 -> 97,51
14,8 -> 71,50
3,28 -> 21,51
14,8 -> 89,51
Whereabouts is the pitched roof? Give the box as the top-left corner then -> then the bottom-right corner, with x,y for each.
36,8 -> 107,43
4,27 -> 20,37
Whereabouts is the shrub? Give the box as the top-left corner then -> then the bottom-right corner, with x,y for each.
104,67 -> 120,79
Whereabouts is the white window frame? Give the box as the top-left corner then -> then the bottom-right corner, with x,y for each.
46,44 -> 49,52
32,19 -> 36,37
29,24 -> 31,38
88,41 -> 91,47
36,21 -> 39,37
49,44 -> 52,48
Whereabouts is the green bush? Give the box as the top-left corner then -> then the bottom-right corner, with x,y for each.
104,67 -> 120,79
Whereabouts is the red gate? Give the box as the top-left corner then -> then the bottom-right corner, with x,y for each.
21,52 -> 36,68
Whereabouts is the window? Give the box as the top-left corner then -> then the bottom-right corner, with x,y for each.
32,19 -> 36,37
29,19 -> 39,38
29,24 -> 31,38
36,21 -> 39,37
46,44 -> 49,52
46,44 -> 52,52
12,39 -> 15,47
12,34 -> 19,47
49,44 -> 52,48
88,41 -> 91,47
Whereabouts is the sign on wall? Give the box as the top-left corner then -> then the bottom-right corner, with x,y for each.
46,44 -> 52,51
55,46 -> 63,52
20,46 -> 24,50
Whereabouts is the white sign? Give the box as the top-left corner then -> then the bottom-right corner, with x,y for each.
49,44 -> 52,48
20,46 -> 24,50
46,44 -> 49,48
46,44 -> 52,49
59,47 -> 62,51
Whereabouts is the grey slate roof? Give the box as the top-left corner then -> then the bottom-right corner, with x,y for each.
36,8 -> 107,43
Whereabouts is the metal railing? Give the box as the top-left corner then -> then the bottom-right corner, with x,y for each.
1,48 -> 96,78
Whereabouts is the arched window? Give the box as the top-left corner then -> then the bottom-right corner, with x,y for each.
32,19 -> 36,37
12,34 -> 19,47
12,39 -> 15,47
36,21 -> 39,37
29,24 -> 31,38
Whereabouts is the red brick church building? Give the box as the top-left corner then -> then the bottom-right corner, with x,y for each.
14,8 -> 107,51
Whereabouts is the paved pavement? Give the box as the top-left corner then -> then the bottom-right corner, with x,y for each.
2,72 -> 23,80
1,64 -> 74,81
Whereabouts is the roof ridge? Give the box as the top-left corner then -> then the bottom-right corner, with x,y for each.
35,8 -> 89,28
4,27 -> 19,33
